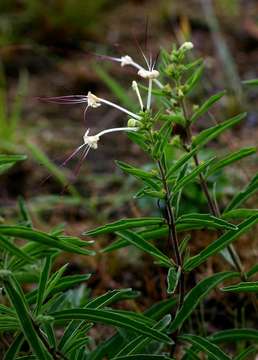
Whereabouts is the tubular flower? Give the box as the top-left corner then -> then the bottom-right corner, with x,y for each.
38,92 -> 141,120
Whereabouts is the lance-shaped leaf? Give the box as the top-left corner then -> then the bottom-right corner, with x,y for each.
191,91 -> 226,124
116,230 -> 173,267
168,272 -> 237,332
3,332 -> 24,360
224,173 -> 258,212
172,158 -> 215,194
242,78 -> 258,86
116,161 -> 160,190
193,113 -> 246,148
184,216 -> 258,271
35,257 -> 52,315
179,334 -> 230,360
59,289 -> 139,352
0,154 -> 27,165
177,213 -> 237,231
50,308 -> 173,344
221,281 -> 258,293
87,298 -> 177,360
166,148 -> 198,179
84,218 -> 164,236
0,225 -> 95,256
184,64 -> 204,95
210,328 -> 258,343
4,277 -> 52,360
0,235 -> 33,262
114,356 -> 173,360
233,346 -> 257,360
113,315 -> 171,358
206,147 -> 256,177
222,209 -> 258,220
152,121 -> 172,160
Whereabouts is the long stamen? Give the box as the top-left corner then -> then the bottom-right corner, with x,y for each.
62,144 -> 86,166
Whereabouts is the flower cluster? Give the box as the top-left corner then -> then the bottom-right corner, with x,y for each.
38,42 -> 194,171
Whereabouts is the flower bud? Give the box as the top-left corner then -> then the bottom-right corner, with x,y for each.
179,42 -> 194,51
127,118 -> 140,127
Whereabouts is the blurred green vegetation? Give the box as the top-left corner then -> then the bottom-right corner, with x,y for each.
0,0 -> 109,47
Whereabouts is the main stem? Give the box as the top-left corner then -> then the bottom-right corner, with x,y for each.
157,158 -> 185,357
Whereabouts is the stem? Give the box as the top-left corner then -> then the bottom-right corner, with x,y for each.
181,98 -> 246,278
157,158 -> 185,354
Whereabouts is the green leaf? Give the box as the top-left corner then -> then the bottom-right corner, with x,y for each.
233,346 -> 257,360
4,277 -> 52,360
242,78 -> 258,86
114,356 -> 173,360
177,213 -> 237,231
153,121 -> 172,159
0,154 -> 27,165
116,230 -> 173,267
191,91 -> 226,124
193,113 -> 246,148
167,267 -> 181,294
184,64 -> 204,95
0,235 -> 33,262
116,161 -> 160,190
3,332 -> 24,360
184,216 -> 258,271
172,158 -> 215,194
221,281 -> 258,293
166,148 -> 198,179
169,272 -> 237,332
113,315 -> 171,357
50,308 -> 173,344
247,264 -> 258,278
35,257 -> 52,315
84,218 -> 164,236
224,173 -> 258,212
179,334 -> 230,360
210,328 -> 258,343
0,225 -> 95,256
206,147 -> 256,177
18,196 -> 32,227
222,208 -> 258,220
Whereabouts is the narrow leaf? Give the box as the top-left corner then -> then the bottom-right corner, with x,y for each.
191,91 -> 226,123
184,216 -> 258,271
169,272 -> 237,332
221,281 -> 258,293
50,308 -> 173,344
179,334 -> 230,360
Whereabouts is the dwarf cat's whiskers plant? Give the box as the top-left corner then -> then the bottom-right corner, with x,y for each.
1,39 -> 257,359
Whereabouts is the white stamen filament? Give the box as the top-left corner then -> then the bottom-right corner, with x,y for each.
132,81 -> 143,110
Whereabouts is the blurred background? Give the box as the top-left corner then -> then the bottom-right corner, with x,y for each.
0,0 -> 257,309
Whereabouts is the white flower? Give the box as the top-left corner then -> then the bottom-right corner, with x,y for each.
137,69 -> 160,80
87,91 -> 101,108
120,55 -> 134,67
83,127 -> 138,150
